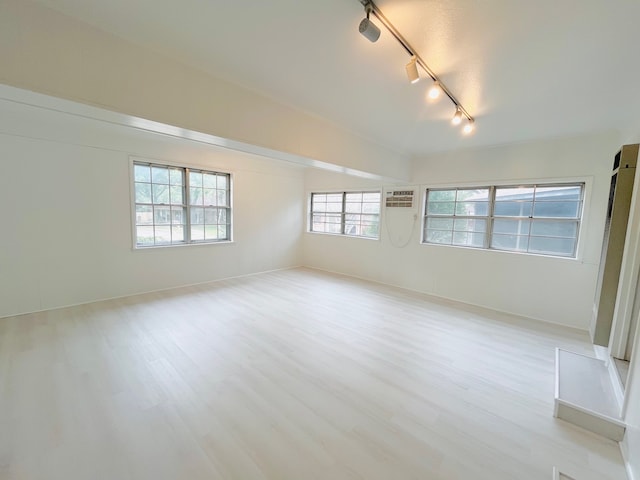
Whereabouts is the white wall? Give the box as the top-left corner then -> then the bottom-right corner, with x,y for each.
0,0 -> 409,181
303,131 -> 621,329
0,99 -> 304,318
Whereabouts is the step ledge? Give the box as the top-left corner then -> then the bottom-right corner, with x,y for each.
554,348 -> 625,441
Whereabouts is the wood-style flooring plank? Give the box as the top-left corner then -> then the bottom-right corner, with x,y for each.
0,267 -> 627,480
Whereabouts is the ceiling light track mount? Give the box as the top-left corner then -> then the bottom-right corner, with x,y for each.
357,0 -> 475,133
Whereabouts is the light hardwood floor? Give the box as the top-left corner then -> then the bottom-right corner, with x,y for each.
0,268 -> 628,480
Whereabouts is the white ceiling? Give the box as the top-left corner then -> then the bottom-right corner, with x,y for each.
31,0 -> 640,158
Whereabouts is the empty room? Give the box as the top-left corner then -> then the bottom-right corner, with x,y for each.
1,0 -> 640,479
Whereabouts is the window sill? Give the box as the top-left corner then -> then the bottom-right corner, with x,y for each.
132,240 -> 235,251
305,231 -> 380,241
420,241 -> 580,262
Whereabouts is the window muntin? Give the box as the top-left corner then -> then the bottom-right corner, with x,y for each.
310,191 -> 380,238
134,162 -> 231,247
423,183 -> 584,258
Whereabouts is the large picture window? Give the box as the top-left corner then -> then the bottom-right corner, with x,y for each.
133,161 -> 231,247
310,191 -> 381,238
423,183 -> 584,257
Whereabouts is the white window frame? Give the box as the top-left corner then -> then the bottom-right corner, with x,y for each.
308,190 -> 381,239
422,182 -> 585,258
130,158 -> 233,248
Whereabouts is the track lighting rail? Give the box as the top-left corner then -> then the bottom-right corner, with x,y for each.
357,0 -> 475,132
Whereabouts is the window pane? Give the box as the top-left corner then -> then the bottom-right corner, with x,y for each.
361,214 -> 378,224
312,200 -> 328,212
533,201 -> 580,218
203,173 -> 217,188
171,226 -> 184,242
453,231 -> 485,248
218,225 -> 228,240
313,194 -> 327,204
363,202 -> 380,214
494,201 -> 533,217
134,164 -> 151,182
326,194 -> 342,203
529,236 -> 575,256
191,207 -> 204,225
153,206 -> 171,225
204,208 -> 217,225
191,224 -> 205,241
169,168 -> 183,185
136,226 -> 154,245
189,171 -> 203,187
217,175 -> 228,189
536,185 -> 581,201
427,217 -> 453,230
217,190 -> 228,207
457,189 -> 489,201
135,205 -> 153,225
151,167 -> 169,184
493,218 -> 531,235
218,208 -> 228,224
455,202 -> 488,216
363,223 -> 379,237
204,188 -> 216,206
530,220 -> 577,238
171,207 -> 184,225
325,202 -> 342,213
426,229 -> 453,244
135,183 -> 151,203
345,202 -> 362,213
152,184 -> 170,204
495,187 -> 534,202
325,223 -> 342,234
363,193 -> 379,203
345,192 -> 362,202
454,218 -> 487,233
170,186 -> 184,205
190,187 -> 203,205
428,190 -> 455,202
345,221 -> 359,236
205,225 -> 218,240
427,201 -> 455,215
154,226 -> 171,244
491,234 -> 529,252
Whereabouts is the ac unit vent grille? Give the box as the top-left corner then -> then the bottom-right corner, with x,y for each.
386,190 -> 414,208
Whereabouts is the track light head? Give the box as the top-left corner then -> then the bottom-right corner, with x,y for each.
427,81 -> 442,100
405,56 -> 419,84
451,106 -> 463,125
359,17 -> 380,42
463,119 -> 475,135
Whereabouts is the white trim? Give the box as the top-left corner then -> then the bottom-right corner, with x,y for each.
418,178 -> 593,261
0,84 -> 403,182
129,156 -> 233,248
307,189 -> 384,240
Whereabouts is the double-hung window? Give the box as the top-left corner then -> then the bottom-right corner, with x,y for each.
309,191 -> 381,238
423,183 -> 584,257
133,161 -> 231,247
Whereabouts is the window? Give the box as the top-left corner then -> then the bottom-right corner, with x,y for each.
310,191 -> 381,238
133,161 -> 231,247
423,183 -> 584,257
